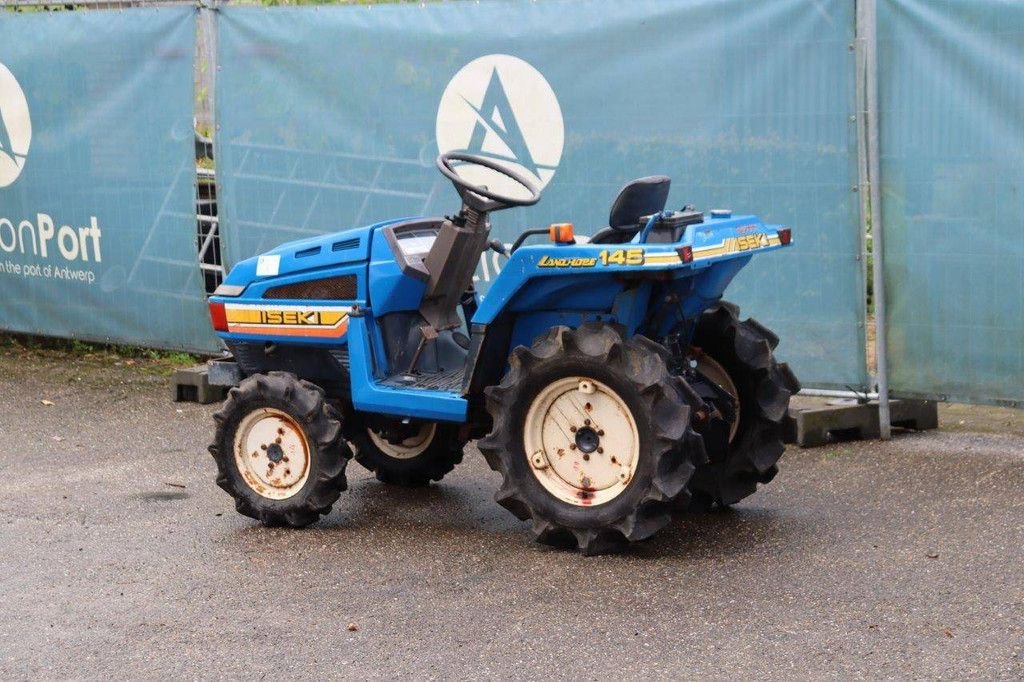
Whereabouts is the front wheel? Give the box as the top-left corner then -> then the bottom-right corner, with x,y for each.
479,323 -> 706,555
209,372 -> 351,527
349,418 -> 466,487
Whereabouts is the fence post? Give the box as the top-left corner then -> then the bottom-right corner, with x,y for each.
857,0 -> 892,439
197,0 -> 217,132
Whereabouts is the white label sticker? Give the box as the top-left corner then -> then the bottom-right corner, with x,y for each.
256,254 -> 280,277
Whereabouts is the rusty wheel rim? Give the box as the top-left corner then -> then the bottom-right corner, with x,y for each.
367,423 -> 437,460
233,408 -> 311,500
523,377 -> 640,507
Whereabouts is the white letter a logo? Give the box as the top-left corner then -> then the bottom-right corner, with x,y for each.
437,54 -> 564,197
0,63 -> 32,189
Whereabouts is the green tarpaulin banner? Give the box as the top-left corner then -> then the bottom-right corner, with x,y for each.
879,0 -> 1024,406
0,7 -> 217,352
215,0 -> 867,389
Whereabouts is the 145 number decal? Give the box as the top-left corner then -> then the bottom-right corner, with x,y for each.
598,249 -> 645,266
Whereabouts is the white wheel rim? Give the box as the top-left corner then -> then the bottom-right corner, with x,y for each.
233,408 -> 311,500
696,354 -> 741,443
523,376 -> 640,507
367,423 -> 437,460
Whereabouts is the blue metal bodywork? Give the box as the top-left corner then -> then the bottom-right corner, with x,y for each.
210,211 -> 790,423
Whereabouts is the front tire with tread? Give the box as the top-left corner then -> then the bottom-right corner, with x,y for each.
209,372 -> 351,527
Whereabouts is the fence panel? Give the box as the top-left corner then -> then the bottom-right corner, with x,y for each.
216,0 -> 866,388
878,0 -> 1024,406
0,7 -> 218,352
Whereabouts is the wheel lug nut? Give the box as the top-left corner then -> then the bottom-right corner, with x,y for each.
570,426 -> 577,433
569,444 -> 577,450
597,430 -> 604,436
584,419 -> 591,426
582,454 -> 590,461
597,447 -> 604,454
260,444 -> 267,450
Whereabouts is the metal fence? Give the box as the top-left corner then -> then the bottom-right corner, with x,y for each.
214,0 -> 868,392
1,0 -> 1022,429
877,0 -> 1024,409
3,0 -> 224,294
0,4 -> 217,351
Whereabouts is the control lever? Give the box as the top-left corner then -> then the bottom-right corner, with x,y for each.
488,239 -> 508,256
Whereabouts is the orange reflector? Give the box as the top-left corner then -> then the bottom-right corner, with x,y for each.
778,228 -> 792,245
549,222 -> 575,244
677,245 -> 694,263
209,301 -> 228,332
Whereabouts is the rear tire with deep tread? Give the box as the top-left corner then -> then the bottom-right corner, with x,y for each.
349,420 -> 466,487
687,303 -> 800,508
479,323 -> 706,555
209,372 -> 351,527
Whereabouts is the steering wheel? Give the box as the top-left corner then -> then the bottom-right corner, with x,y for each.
436,152 -> 542,213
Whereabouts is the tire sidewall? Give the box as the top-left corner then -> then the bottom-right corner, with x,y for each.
502,357 -> 661,529
688,306 -> 790,504
699,342 -> 765,459
216,390 -> 332,516
350,420 -> 461,479
694,311 -> 788,455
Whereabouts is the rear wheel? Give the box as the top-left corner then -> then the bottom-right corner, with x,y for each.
480,323 -> 705,555
686,302 -> 800,509
209,372 -> 351,527
349,418 -> 466,486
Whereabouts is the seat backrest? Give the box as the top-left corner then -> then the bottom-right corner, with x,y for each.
608,175 -> 671,229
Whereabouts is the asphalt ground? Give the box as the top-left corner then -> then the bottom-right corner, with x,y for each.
0,349 -> 1021,679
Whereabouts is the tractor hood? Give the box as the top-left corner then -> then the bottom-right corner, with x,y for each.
215,218 -> 411,294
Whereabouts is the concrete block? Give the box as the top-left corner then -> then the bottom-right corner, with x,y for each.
207,359 -> 243,387
791,398 -> 938,448
172,365 -> 227,404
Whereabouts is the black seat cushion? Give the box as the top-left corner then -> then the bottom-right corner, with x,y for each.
608,175 -> 671,229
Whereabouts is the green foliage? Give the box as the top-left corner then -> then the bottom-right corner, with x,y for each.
248,0 -> 437,5
0,333 -> 202,367
2,0 -> 435,12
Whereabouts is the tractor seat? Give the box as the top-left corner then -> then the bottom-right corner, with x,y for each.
589,175 -> 671,244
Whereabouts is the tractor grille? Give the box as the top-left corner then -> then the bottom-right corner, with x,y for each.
263,275 -> 357,300
329,348 -> 350,371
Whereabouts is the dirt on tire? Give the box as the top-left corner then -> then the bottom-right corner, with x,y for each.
209,371 -> 351,527
479,322 -> 707,555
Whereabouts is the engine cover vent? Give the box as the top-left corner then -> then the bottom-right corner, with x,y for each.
263,275 -> 357,300
332,238 -> 360,252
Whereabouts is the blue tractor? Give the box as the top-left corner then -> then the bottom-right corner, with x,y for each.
207,153 -> 800,554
